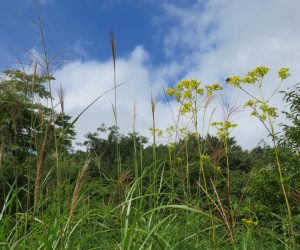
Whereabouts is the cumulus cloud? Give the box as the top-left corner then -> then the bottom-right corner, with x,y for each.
157,0 -> 300,148
53,46 -> 180,146
53,0 -> 300,149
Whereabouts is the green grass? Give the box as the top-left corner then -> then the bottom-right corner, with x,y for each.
0,6 -> 299,248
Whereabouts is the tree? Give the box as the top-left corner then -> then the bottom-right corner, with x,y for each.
82,124 -> 148,178
0,69 -> 75,206
281,83 -> 300,154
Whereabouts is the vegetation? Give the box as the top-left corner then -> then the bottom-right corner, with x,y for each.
0,15 -> 300,250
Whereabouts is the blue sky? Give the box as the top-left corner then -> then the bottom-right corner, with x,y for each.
0,0 -> 194,68
1,0 -> 300,149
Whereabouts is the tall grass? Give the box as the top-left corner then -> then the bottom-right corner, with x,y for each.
0,5 -> 299,249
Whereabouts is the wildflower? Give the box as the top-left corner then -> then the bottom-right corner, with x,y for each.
176,156 -> 183,163
149,127 -> 154,135
223,121 -> 238,129
210,121 -> 222,126
206,82 -> 223,96
168,142 -> 175,150
183,89 -> 192,98
188,131 -> 198,138
165,88 -> 175,96
244,99 -> 256,108
254,66 -> 269,78
245,70 -> 258,83
259,103 -> 277,117
211,121 -> 237,140
179,127 -> 186,134
149,128 -> 163,137
166,125 -> 175,137
242,75 -> 257,84
206,82 -> 223,91
190,79 -> 201,89
278,67 -> 290,80
166,87 -> 181,101
200,155 -> 210,162
157,129 -> 163,137
226,75 -> 241,87
250,110 -> 258,117
179,102 -> 193,114
242,218 -> 258,226
196,88 -> 204,95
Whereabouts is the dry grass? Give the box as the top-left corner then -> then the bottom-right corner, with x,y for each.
34,122 -> 52,210
68,158 -> 91,221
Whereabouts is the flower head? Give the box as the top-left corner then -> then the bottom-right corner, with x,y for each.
226,75 -> 241,87
242,218 -> 258,226
254,66 -> 270,78
278,68 -> 290,80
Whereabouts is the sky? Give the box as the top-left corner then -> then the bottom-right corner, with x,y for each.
1,0 -> 300,149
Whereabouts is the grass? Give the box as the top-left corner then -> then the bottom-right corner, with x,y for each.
0,4 -> 299,249
1,162 -> 297,249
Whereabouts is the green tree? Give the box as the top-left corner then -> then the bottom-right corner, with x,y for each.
281,83 -> 300,154
0,69 -> 75,206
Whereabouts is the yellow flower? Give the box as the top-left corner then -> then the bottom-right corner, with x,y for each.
183,90 -> 192,98
254,66 -> 269,78
226,75 -> 241,87
259,103 -> 277,118
244,99 -> 256,108
189,79 -> 201,89
211,121 -> 237,140
242,75 -> 257,84
200,155 -> 210,162
278,67 -> 290,80
168,142 -> 175,150
196,88 -> 204,95
210,121 -> 222,126
157,129 -> 163,137
179,102 -> 193,114
165,88 -> 174,96
179,127 -> 185,133
166,125 -> 175,137
242,218 -> 258,226
206,82 -> 223,91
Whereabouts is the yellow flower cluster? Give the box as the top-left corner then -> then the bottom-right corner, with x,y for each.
166,125 -> 175,137
149,128 -> 163,137
180,102 -> 193,114
278,67 -> 290,80
243,66 -> 269,84
200,155 -> 210,162
242,218 -> 258,226
168,141 -> 175,150
259,103 -> 277,117
211,121 -> 238,140
244,99 -> 277,121
244,99 -> 257,108
227,66 -> 290,87
226,75 -> 241,87
166,79 -> 203,105
166,79 -> 223,115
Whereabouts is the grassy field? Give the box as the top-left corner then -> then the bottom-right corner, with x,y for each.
0,11 -> 300,250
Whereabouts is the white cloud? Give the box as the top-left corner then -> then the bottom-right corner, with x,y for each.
73,40 -> 90,58
157,0 -> 300,148
53,46 -> 179,146
53,0 -> 300,149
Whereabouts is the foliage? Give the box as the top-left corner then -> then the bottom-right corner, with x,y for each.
0,69 -> 75,208
281,83 -> 300,153
1,64 -> 300,249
